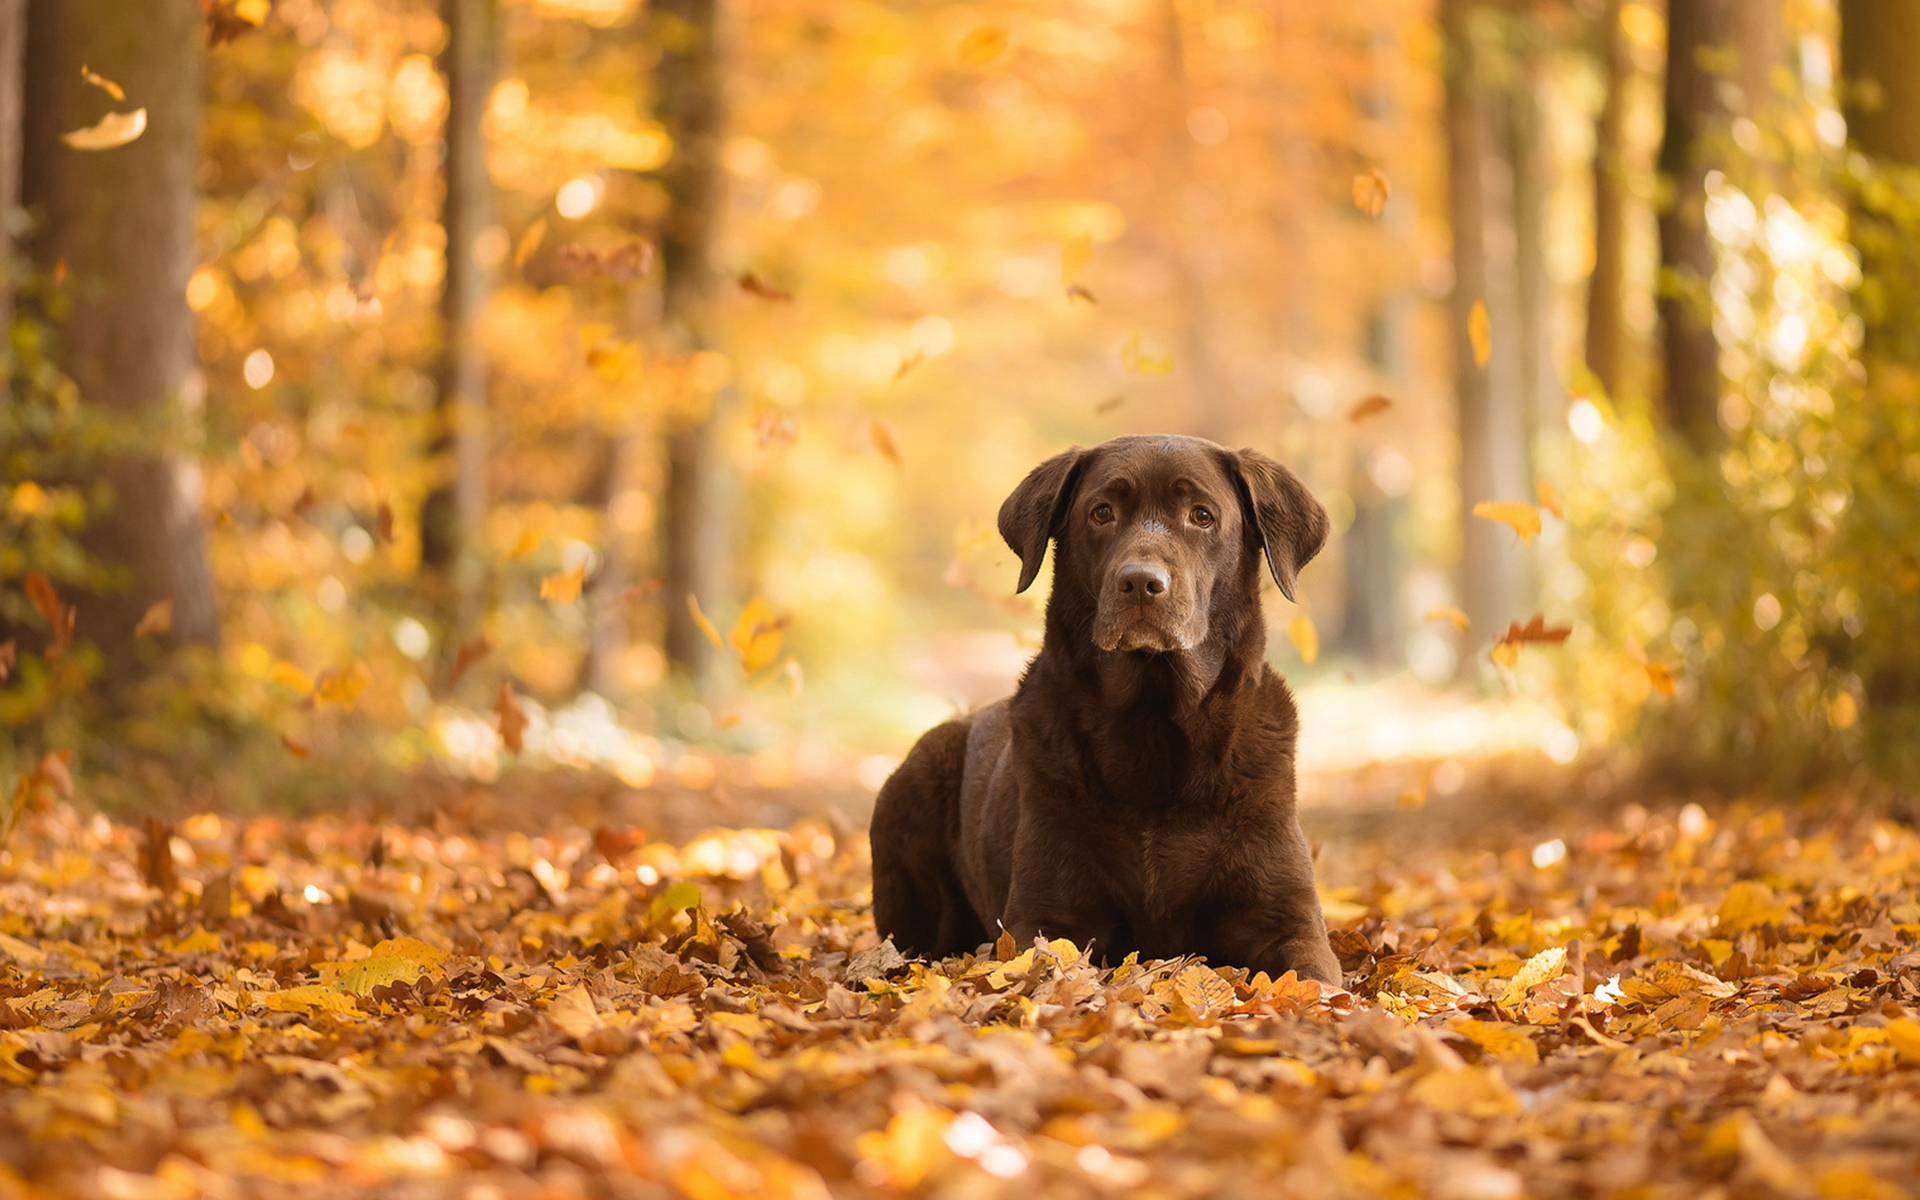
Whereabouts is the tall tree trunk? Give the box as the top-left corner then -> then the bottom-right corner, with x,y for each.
1839,0 -> 1920,360
655,0 -> 731,686
21,0 -> 218,675
1585,0 -> 1629,400
1154,0 -> 1228,443
0,0 -> 23,395
1656,0 -> 1731,449
419,0 -> 496,641
1442,0 -> 1531,656
1510,47 -> 1558,443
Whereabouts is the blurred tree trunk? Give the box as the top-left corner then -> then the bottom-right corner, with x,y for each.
1585,0 -> 1629,399
21,0 -> 218,675
655,0 -> 731,687
1510,46 -> 1558,442
419,0 -> 496,643
1656,0 -> 1731,449
1442,0 -> 1531,657
1839,0 -> 1920,358
0,0 -> 23,394
1155,0 -> 1227,442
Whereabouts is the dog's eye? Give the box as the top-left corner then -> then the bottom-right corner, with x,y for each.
1190,505 -> 1215,528
1090,503 -> 1115,525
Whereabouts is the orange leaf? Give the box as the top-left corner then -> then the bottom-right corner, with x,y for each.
134,600 -> 174,639
448,637 -> 490,688
685,594 -> 724,650
1472,500 -> 1543,544
496,682 -> 528,753
1468,299 -> 1492,367
870,419 -> 902,467
540,563 -> 586,604
1536,480 -> 1564,519
958,25 -> 1008,65
1347,394 -> 1393,423
728,597 -> 791,674
1425,605 -> 1471,633
1352,167 -> 1390,217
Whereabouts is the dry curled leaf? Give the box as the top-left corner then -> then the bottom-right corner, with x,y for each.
61,108 -> 147,151
1352,166 -> 1390,217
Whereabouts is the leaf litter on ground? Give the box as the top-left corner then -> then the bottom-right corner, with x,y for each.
0,796 -> 1918,1197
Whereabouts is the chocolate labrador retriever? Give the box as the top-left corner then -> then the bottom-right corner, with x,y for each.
870,434 -> 1342,984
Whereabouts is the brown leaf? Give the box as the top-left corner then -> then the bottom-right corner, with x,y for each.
447,637 -> 491,688
495,683 -> 528,753
133,600 -> 174,639
375,501 -> 395,544
1347,394 -> 1393,422
870,419 -> 902,467
0,640 -> 15,682
738,272 -> 793,302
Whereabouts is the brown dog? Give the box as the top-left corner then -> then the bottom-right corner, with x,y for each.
870,434 -> 1342,984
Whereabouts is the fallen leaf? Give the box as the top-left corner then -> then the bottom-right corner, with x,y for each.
1171,963 -> 1233,1019
1500,947 -> 1568,1006
1472,500 -> 1543,544
1352,167 -> 1390,217
61,108 -> 147,151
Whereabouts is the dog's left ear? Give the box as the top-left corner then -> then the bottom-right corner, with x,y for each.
1229,448 -> 1328,602
998,447 -> 1089,593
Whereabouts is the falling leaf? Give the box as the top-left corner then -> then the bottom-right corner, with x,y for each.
958,25 -> 1008,65
133,600 -> 174,639
1121,333 -> 1173,375
1287,614 -> 1319,665
892,349 -> 926,382
1468,300 -> 1492,367
784,657 -> 804,697
729,597 -> 791,674
61,108 -> 147,151
1472,500 -> 1543,544
870,419 -> 902,467
507,529 -> 542,560
447,637 -> 491,688
685,595 -> 724,650
280,733 -> 310,758
1425,606 -> 1471,633
79,66 -> 126,101
1536,480 -> 1564,519
513,217 -> 547,267
0,641 -> 14,682
269,661 -> 315,695
540,563 -> 586,604
1490,640 -> 1520,670
314,662 -> 372,710
1347,395 -> 1393,422
1498,615 -> 1573,646
584,335 -> 641,382
738,272 -> 793,302
1352,167 -> 1390,217
1094,394 -> 1126,415
1065,283 -> 1098,304
558,238 -> 653,282
23,573 -> 75,655
495,682 -> 527,752
375,501 -> 395,544
1644,661 -> 1677,696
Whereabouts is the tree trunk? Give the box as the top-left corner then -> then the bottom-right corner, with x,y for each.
1442,0 -> 1531,656
654,0 -> 731,687
1656,0 -> 1731,449
1155,0 -> 1228,443
1510,47 -> 1559,442
419,0 -> 496,641
21,0 -> 218,674
0,0 -> 24,393
1585,0 -> 1629,400
1839,0 -> 1920,360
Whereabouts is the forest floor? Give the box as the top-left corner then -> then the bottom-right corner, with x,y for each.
1,769 -> 1918,1199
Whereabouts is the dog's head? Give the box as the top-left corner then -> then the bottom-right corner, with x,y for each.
998,435 -> 1327,654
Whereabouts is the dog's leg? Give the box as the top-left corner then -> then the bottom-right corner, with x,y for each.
870,719 -> 985,958
1000,838 -> 1120,958
1208,827 -> 1343,985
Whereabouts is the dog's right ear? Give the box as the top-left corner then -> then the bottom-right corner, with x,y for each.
997,447 -> 1088,593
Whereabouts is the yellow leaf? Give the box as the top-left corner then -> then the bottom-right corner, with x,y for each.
369,936 -> 450,965
547,984 -> 603,1039
1352,166 -> 1390,217
263,985 -> 359,1016
1409,1065 -> 1520,1118
1718,880 -> 1789,932
729,596 -> 790,674
514,217 -> 547,267
507,529 -> 542,561
1644,661 -> 1677,696
269,661 -> 315,695
1468,299 -> 1492,367
1447,1017 -> 1540,1066
1425,605 -> 1471,633
1500,946 -> 1567,1006
855,1104 -> 952,1188
585,336 -> 640,382
1121,332 -> 1173,375
164,928 -> 221,955
1490,640 -> 1520,669
1472,500 -> 1543,544
133,600 -> 173,639
235,0 -> 271,23
1885,1017 -> 1920,1064
1061,233 -> 1093,286
958,25 -> 1008,65
1287,614 -> 1319,665
315,661 -> 372,709
61,108 -> 147,151
1536,480 -> 1564,519
0,933 -> 47,966
79,66 -> 125,101
540,563 -> 586,604
870,418 -> 902,467
685,594 -> 724,650
335,956 -> 425,997
1172,963 -> 1234,1019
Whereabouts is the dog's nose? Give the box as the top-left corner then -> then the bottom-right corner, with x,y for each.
1117,562 -> 1170,601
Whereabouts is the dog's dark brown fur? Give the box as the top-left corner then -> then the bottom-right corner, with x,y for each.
870,434 -> 1342,983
